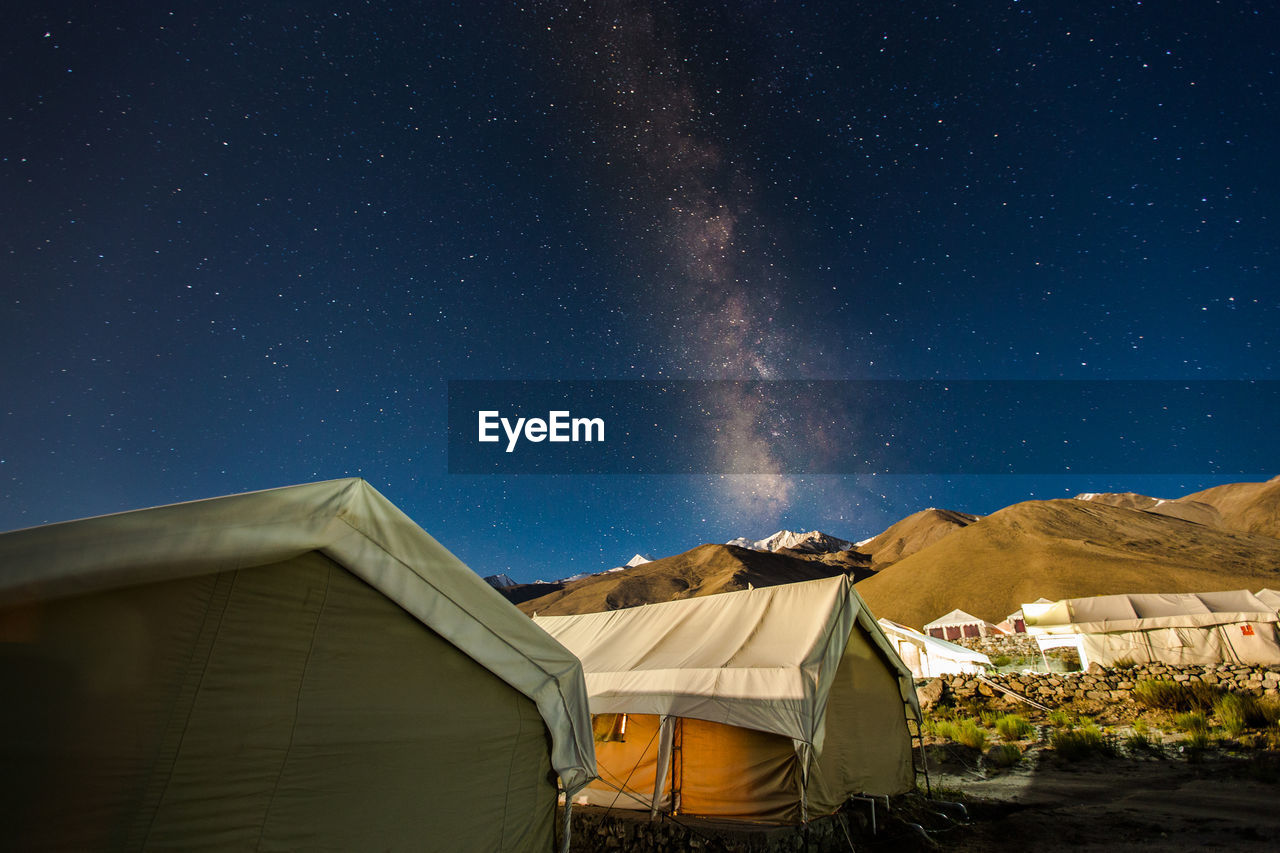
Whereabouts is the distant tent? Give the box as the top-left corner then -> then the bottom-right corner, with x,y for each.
1022,589 -> 1280,669
0,479 -> 594,852
878,618 -> 992,678
998,598 -> 1053,634
534,576 -> 919,824
923,608 -> 1002,640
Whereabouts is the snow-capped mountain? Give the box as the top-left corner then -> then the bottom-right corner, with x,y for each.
482,573 -> 518,589
726,529 -> 855,555
557,553 -> 654,583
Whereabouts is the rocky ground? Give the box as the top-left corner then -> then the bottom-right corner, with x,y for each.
896,669 -> 1280,852
916,742 -> 1280,852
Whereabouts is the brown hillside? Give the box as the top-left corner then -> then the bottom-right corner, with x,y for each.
774,547 -> 872,579
855,498 -> 1280,629
1179,475 -> 1280,539
517,543 -> 846,616
855,508 -> 977,570
1074,492 -> 1223,527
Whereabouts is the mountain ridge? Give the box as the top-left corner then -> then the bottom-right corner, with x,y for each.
499,477 -> 1280,625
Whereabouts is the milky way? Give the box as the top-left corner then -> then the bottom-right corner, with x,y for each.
542,2 -> 810,513
1,1 -> 1275,580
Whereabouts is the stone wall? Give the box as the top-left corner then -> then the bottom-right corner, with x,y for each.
943,662 -> 1280,707
951,632 -> 1040,659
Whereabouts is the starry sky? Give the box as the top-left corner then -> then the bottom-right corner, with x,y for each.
2,1 -> 1276,582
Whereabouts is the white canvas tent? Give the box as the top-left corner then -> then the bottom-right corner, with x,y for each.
923,608 -> 1002,640
1022,589 -> 1280,669
878,618 -> 992,678
0,479 -> 595,852
534,576 -> 919,824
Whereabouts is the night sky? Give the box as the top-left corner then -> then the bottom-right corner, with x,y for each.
3,2 -> 1276,582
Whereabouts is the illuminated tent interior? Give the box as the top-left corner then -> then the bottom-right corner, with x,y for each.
534,576 -> 920,824
0,479 -> 594,853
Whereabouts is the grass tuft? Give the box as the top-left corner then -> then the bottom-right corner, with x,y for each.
1132,680 -> 1183,711
1048,709 -> 1073,728
988,743 -> 1022,768
1214,694 -> 1248,738
1133,679 -> 1224,713
1050,723 -> 1113,761
995,714 -> 1033,741
1173,711 -> 1209,735
1182,728 -> 1212,754
954,719 -> 988,751
925,719 -> 956,740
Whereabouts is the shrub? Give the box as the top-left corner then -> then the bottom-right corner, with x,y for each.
979,709 -> 1000,727
954,719 -> 988,751
1258,697 -> 1280,727
988,743 -> 1022,768
995,714 -> 1033,741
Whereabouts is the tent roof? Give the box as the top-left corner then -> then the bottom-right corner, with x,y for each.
1005,598 -> 1053,622
923,608 -> 993,630
878,618 -> 993,665
0,478 -> 595,794
534,575 -> 917,751
1023,589 -> 1280,634
1257,589 -> 1280,612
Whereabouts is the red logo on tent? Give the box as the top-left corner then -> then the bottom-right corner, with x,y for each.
1241,624 -> 1256,636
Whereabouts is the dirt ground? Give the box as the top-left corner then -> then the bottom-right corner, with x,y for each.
907,746 -> 1280,852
